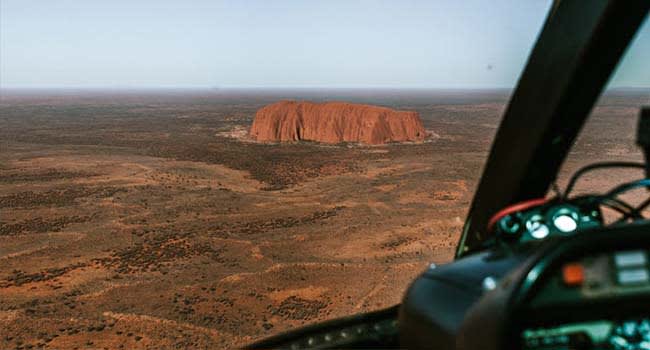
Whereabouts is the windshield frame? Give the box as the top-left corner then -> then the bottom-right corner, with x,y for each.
456,0 -> 650,258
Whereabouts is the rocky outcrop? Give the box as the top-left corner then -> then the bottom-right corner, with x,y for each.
249,101 -> 426,145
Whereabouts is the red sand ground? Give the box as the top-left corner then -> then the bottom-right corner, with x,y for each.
0,89 -> 646,349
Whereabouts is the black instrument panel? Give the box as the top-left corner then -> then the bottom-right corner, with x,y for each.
494,201 -> 602,244
448,222 -> 650,350
522,317 -> 650,350
530,249 -> 650,308
522,249 -> 650,349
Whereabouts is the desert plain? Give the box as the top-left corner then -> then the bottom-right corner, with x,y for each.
0,88 -> 647,349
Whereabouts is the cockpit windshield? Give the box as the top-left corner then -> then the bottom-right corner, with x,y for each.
0,1 -> 647,349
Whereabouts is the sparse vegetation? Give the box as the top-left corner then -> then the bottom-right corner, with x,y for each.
0,90 -> 643,349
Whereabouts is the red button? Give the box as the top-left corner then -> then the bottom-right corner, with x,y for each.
562,263 -> 584,287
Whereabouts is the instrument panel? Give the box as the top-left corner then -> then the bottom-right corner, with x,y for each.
494,202 -> 602,243
531,250 -> 650,307
523,250 -> 650,349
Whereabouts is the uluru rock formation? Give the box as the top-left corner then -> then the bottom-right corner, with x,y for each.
249,101 -> 426,145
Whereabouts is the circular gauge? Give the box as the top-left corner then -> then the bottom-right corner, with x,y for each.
498,215 -> 521,235
526,215 -> 550,239
550,206 -> 581,234
553,214 -> 578,233
529,223 -> 550,239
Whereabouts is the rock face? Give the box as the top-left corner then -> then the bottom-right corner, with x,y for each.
249,101 -> 426,145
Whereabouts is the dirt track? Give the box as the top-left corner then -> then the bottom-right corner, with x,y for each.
0,89 -> 646,349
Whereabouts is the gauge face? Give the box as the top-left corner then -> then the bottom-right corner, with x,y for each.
525,215 -> 550,240
553,214 -> 578,233
528,221 -> 550,239
499,215 -> 521,234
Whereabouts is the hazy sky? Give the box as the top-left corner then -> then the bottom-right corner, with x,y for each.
1,0 -> 648,88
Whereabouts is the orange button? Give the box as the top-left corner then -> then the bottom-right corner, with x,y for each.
562,263 -> 585,287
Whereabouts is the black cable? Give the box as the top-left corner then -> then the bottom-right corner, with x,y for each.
615,196 -> 650,223
600,197 -> 637,217
563,162 -> 645,199
604,197 -> 637,213
593,178 -> 650,223
577,192 -> 642,223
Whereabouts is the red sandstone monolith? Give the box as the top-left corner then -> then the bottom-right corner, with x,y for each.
249,101 -> 426,145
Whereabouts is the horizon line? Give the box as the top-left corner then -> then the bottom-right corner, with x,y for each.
1,85 -> 648,91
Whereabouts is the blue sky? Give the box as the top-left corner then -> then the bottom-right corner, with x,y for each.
1,0 -> 648,88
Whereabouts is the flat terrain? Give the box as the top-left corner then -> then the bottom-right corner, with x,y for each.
0,89 -> 647,349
